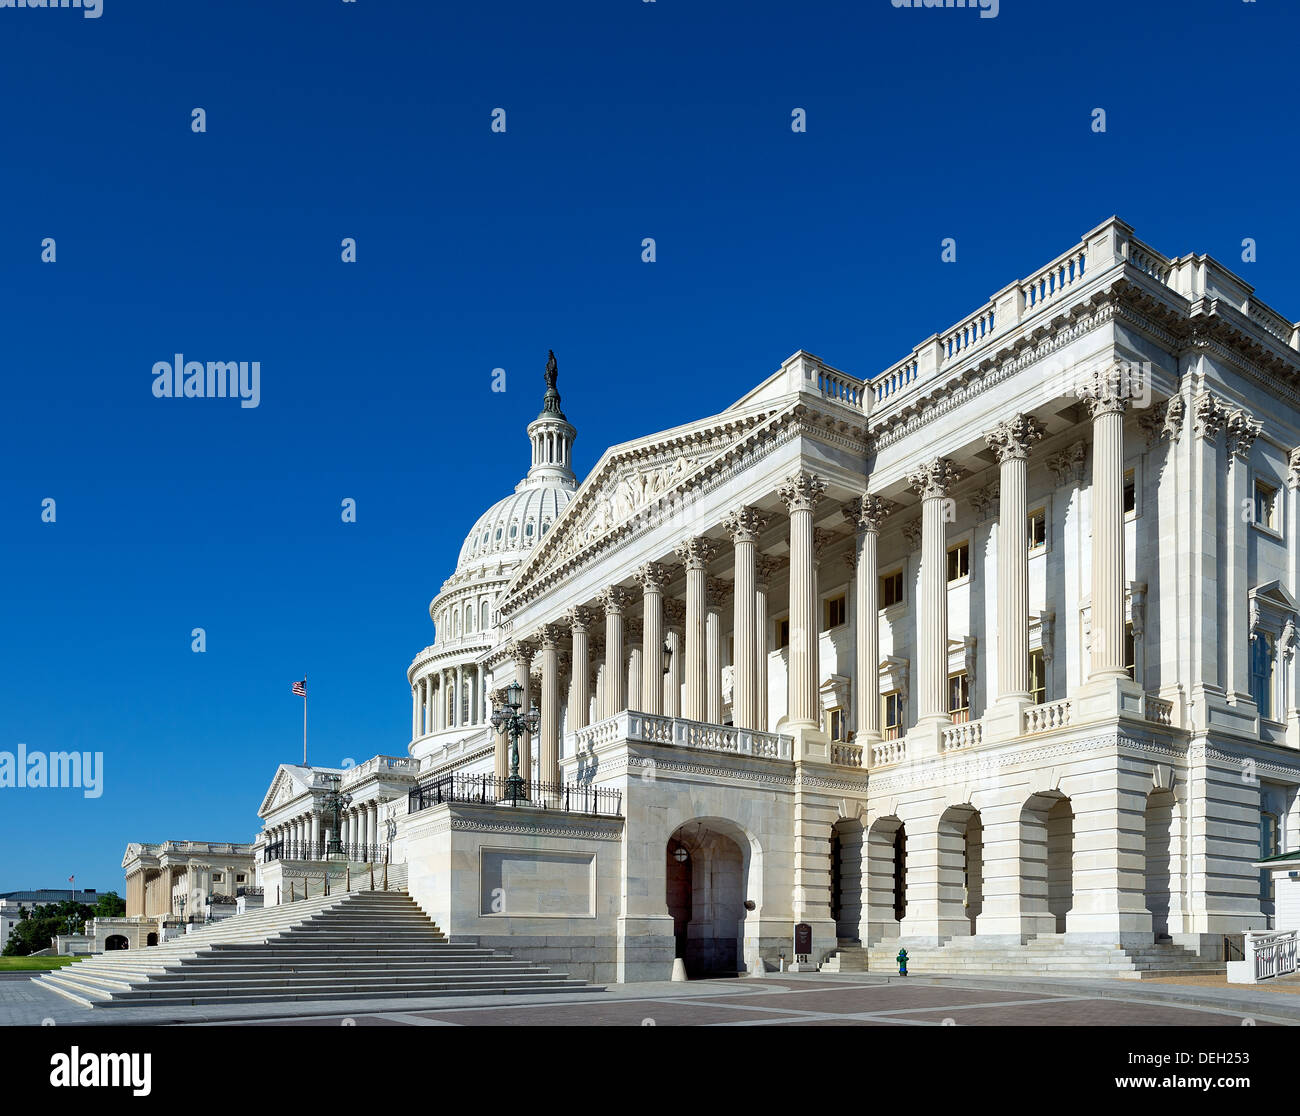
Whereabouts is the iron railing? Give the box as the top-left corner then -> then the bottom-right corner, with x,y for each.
263,840 -> 388,863
407,773 -> 623,818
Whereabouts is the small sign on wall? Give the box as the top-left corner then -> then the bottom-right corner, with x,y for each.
794,922 -> 812,964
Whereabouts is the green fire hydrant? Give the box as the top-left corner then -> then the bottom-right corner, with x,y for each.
896,948 -> 909,976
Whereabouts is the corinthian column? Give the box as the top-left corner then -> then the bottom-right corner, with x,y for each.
664,598 -> 686,717
706,578 -> 732,724
986,415 -> 1045,706
907,458 -> 961,746
1079,368 -> 1131,681
725,507 -> 766,730
598,587 -> 630,717
512,641 -> 535,782
675,538 -> 716,721
844,495 -> 894,760
635,563 -> 669,715
540,624 -> 562,785
755,555 -> 780,732
567,607 -> 592,730
489,687 -> 506,778
778,472 -> 826,735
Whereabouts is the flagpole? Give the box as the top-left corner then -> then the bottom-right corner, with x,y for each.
303,674 -> 308,766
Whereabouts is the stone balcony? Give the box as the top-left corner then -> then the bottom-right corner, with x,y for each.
568,710 -> 794,764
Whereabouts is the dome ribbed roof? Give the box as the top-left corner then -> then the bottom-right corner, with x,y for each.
455,483 -> 574,571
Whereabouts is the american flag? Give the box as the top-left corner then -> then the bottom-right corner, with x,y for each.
292,679 -> 307,697
68,875 -> 74,884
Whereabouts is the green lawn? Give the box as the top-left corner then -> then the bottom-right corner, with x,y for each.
0,956 -> 83,971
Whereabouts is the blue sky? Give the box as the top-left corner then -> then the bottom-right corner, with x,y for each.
1,0 -> 1296,892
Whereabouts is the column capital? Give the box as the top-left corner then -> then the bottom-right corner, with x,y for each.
634,561 -> 672,591
1046,441 -> 1087,487
663,597 -> 687,631
813,527 -> 840,555
1225,407 -> 1262,462
706,577 -> 733,609
906,457 -> 962,500
971,482 -> 1000,522
674,536 -> 717,570
1138,394 -> 1185,447
540,623 -> 564,650
724,505 -> 767,543
1076,362 -> 1141,417
901,519 -> 923,550
844,493 -> 895,534
985,413 -> 1046,462
1192,391 -> 1232,444
1287,447 -> 1300,490
755,554 -> 783,587
508,640 -> 535,668
778,471 -> 826,514
566,605 -> 594,634
597,585 -> 631,615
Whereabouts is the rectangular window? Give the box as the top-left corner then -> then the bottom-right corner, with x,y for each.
1124,621 -> 1136,683
1123,469 -> 1137,516
824,594 -> 846,630
1261,813 -> 1280,902
826,708 -> 846,742
1255,480 -> 1280,531
1028,648 -> 1046,705
947,672 -> 970,723
1251,632 -> 1276,719
880,569 -> 904,608
1028,508 -> 1047,550
946,541 -> 970,583
235,875 -> 246,884
881,691 -> 901,739
212,873 -> 223,883
776,617 -> 790,650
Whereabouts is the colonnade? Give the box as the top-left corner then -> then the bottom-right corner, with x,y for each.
264,799 -> 384,859
410,661 -> 488,739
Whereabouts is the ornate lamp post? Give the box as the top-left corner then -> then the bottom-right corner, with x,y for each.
322,774 -> 353,856
491,680 -> 540,803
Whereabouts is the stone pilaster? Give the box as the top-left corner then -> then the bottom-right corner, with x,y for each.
663,597 -> 686,717
1225,407 -> 1262,708
755,555 -> 781,733
705,577 -> 732,724
725,507 -> 766,730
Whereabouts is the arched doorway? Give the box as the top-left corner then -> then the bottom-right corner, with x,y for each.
937,805 -> 983,937
830,817 -> 864,944
865,817 -> 906,943
104,935 -> 129,951
1021,791 -> 1074,935
1145,788 -> 1176,939
146,932 -> 158,947
666,821 -> 748,977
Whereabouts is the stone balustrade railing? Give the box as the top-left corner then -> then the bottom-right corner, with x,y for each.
342,755 -> 420,785
1144,696 -> 1174,727
830,742 -> 863,767
567,710 -> 794,762
1228,929 -> 1299,984
871,739 -> 907,768
941,719 -> 984,752
802,219 -> 1300,420
1023,699 -> 1072,734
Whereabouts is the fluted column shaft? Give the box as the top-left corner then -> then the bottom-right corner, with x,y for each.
706,590 -> 724,724
780,474 -> 825,728
846,495 -> 891,755
568,609 -> 592,730
726,508 -> 764,730
987,416 -> 1044,700
909,459 -> 960,722
665,626 -> 683,717
600,588 -> 628,718
514,647 -> 534,778
540,627 -> 562,785
636,566 -> 667,715
676,539 -> 715,721
1090,406 -> 1128,678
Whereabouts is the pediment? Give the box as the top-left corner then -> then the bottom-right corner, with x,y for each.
499,401 -> 789,608
257,765 -> 314,818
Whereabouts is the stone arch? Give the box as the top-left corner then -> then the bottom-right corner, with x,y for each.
1145,787 -> 1177,940
104,934 -> 129,951
865,816 -> 906,945
666,817 -> 756,978
938,803 -> 983,938
1021,790 -> 1074,935
830,816 -> 864,944
146,932 -> 158,947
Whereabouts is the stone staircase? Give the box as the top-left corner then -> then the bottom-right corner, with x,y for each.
838,934 -> 1225,979
38,889 -> 595,1008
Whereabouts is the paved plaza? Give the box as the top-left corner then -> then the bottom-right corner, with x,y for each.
1,971 -> 1293,1028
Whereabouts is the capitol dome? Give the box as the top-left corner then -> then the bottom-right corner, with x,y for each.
457,483 -> 574,570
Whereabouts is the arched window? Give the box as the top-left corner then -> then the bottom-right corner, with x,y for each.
481,601 -> 489,629
464,604 -> 473,632
510,523 -> 518,539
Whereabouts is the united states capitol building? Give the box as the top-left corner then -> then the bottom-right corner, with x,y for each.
123,217 -> 1300,982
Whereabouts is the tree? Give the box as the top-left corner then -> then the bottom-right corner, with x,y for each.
93,892 -> 125,918
1,899 -> 94,956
